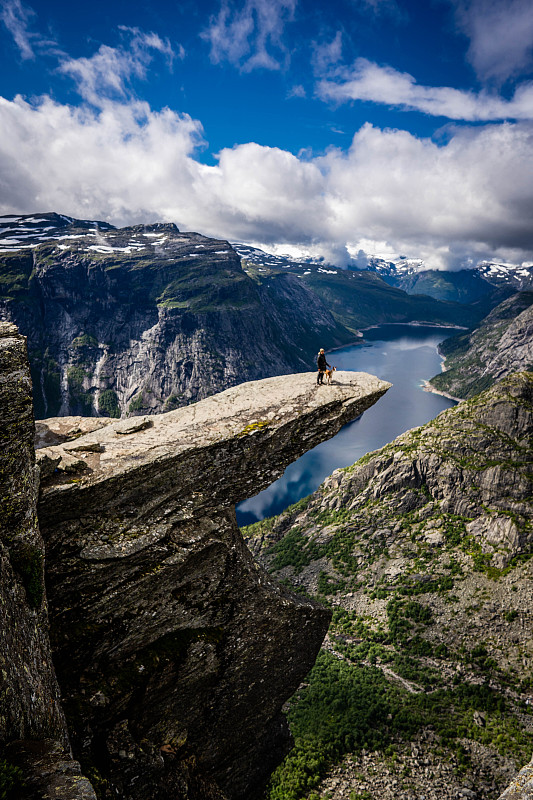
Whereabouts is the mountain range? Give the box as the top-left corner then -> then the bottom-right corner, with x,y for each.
0,211 -> 532,800
0,212 -> 493,419
233,243 -> 533,303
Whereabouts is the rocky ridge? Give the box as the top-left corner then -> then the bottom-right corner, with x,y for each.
233,243 -> 533,302
237,245 -> 483,334
244,372 -> 533,800
498,754 -> 533,799
34,370 -> 390,799
429,292 -> 533,399
0,213 -> 353,419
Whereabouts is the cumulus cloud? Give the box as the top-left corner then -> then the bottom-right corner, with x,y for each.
449,0 -> 533,84
2,88 -> 533,269
317,58 -> 533,120
59,28 -> 177,107
201,0 -> 296,71
287,83 -> 306,98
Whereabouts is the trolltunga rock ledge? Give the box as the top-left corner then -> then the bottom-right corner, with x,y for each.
36,371 -> 390,800
37,371 -> 390,502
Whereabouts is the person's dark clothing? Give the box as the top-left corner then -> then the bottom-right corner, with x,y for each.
317,352 -> 328,371
317,352 -> 330,384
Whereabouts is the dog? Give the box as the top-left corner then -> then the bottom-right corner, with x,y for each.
325,366 -> 336,384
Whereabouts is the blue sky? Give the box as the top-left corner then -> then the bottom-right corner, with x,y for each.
2,0 -> 533,268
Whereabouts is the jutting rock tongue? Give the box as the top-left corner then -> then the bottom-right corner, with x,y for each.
37,370 -> 391,799
0,321 -> 96,799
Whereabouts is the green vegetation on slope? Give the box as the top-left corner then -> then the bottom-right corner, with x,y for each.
268,650 -> 530,800
392,269 -> 495,304
243,374 -> 533,800
299,270 -> 483,331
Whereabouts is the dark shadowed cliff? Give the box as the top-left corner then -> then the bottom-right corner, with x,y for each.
0,321 -> 96,799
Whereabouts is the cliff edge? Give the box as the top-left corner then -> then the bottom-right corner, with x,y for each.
34,371 -> 390,799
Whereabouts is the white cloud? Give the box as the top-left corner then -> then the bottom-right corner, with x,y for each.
311,31 -> 343,75
1,92 -> 533,269
287,84 -> 306,98
317,58 -> 533,120
1,0 -> 35,58
59,28 -> 177,107
201,0 -> 296,72
0,0 -> 60,60
450,0 -> 533,84
351,0 -> 407,23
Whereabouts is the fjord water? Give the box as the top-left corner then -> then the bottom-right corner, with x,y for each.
236,324 -> 457,526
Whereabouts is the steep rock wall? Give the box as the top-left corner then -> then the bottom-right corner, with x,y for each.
430,292 -> 533,399
244,372 -> 533,799
0,321 -> 95,799
36,371 -> 390,799
0,215 -> 353,418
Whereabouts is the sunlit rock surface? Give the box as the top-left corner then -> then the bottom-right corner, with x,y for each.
498,755 -> 533,800
37,370 -> 390,799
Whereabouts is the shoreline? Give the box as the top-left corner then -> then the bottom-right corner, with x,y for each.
421,379 -> 463,403
327,321 -> 465,355
360,321 -> 468,332
326,337 -> 364,354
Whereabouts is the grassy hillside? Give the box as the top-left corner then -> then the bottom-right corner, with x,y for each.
243,373 -> 533,800
243,261 -> 485,333
390,269 -> 495,304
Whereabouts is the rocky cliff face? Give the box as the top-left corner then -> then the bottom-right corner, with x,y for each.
0,213 -> 353,419
382,267 -> 497,304
429,292 -> 533,399
498,755 -> 533,799
34,370 -> 390,799
244,372 -> 533,800
0,321 -> 96,799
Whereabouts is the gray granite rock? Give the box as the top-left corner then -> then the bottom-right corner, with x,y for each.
0,321 -> 96,799
498,756 -> 533,800
37,370 -> 390,800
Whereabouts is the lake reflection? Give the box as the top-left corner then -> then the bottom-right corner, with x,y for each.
236,325 -> 458,526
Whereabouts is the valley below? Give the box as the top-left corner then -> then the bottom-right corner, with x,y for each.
1,212 -> 532,800
244,372 -> 533,800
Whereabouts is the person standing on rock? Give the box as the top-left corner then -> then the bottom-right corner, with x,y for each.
316,348 -> 331,385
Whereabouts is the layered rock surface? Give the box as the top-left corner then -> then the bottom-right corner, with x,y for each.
0,321 -> 95,799
499,755 -> 533,799
245,372 -> 533,800
36,371 -> 390,799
